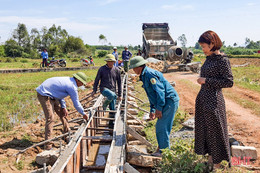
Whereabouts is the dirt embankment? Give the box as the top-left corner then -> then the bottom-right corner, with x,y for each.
164,71 -> 260,167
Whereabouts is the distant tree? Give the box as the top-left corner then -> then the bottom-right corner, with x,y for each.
0,45 -> 5,57
63,36 -> 86,54
99,34 -> 107,45
30,28 -> 41,50
4,39 -> 23,57
178,34 -> 187,47
194,42 -> 200,49
222,41 -> 226,47
245,37 -> 250,46
246,40 -> 260,49
233,43 -> 237,47
12,23 -> 29,48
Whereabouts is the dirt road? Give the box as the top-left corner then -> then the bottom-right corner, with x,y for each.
164,71 -> 260,167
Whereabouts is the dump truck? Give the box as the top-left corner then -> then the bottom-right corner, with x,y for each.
142,23 -> 201,73
142,23 -> 176,59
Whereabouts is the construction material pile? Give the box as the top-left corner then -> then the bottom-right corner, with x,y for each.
146,58 -> 179,72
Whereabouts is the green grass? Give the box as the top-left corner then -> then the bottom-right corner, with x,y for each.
0,69 -> 98,131
232,66 -> 260,93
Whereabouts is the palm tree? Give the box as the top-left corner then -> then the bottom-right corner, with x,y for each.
99,34 -> 107,45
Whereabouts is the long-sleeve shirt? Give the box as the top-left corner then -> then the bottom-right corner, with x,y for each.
36,77 -> 85,115
122,50 -> 132,61
41,51 -> 48,59
112,51 -> 119,61
140,66 -> 179,113
93,65 -> 122,96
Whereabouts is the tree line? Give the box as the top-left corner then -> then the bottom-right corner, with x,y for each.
0,23 -> 94,59
0,23 -> 142,59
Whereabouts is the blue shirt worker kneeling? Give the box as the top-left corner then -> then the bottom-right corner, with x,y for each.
92,54 -> 122,128
36,72 -> 89,150
129,56 -> 179,157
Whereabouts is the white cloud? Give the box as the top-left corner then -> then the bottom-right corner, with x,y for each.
161,5 -> 175,10
247,2 -> 256,6
161,4 -> 194,11
181,5 -> 194,10
87,17 -> 117,22
99,0 -> 121,5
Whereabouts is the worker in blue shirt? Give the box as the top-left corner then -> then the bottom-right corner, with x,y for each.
112,46 -> 119,67
36,72 -> 88,150
122,46 -> 132,72
41,48 -> 48,67
129,56 -> 179,157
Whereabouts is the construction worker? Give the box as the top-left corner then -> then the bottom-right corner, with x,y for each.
129,56 -> 179,157
36,72 -> 89,150
122,46 -> 132,72
136,48 -> 142,56
92,54 -> 122,127
41,48 -> 48,67
112,46 -> 119,67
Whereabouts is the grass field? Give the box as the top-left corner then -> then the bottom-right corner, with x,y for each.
232,66 -> 260,93
0,69 -> 98,131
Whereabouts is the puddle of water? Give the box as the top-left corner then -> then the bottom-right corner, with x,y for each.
95,144 -> 110,166
97,145 -> 110,155
95,155 -> 106,166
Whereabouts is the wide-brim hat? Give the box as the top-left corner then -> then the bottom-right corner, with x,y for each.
73,72 -> 87,85
129,56 -> 148,69
104,54 -> 116,62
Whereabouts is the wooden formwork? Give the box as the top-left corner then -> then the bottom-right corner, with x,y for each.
49,74 -> 128,173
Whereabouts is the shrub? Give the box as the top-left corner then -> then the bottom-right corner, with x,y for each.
97,50 -> 107,58
159,138 -> 207,173
22,52 -> 30,58
71,58 -> 80,62
32,62 -> 38,68
20,59 -> 28,63
5,57 -> 12,63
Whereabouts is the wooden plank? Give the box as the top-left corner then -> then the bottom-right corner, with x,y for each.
82,165 -> 105,170
93,116 -> 115,121
105,74 -> 127,173
97,110 -> 117,113
126,125 -> 152,147
64,154 -> 73,173
82,136 -> 113,141
128,93 -> 145,103
53,117 -> 83,127
49,94 -> 104,173
127,101 -> 149,114
75,143 -> 80,173
124,162 -> 140,173
127,113 -> 146,127
87,127 -> 113,131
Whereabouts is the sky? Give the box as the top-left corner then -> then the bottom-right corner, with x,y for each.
0,0 -> 259,47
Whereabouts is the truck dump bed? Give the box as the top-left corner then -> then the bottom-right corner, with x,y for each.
142,23 -> 176,58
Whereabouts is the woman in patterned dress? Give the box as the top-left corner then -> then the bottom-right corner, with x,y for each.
195,30 -> 233,170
